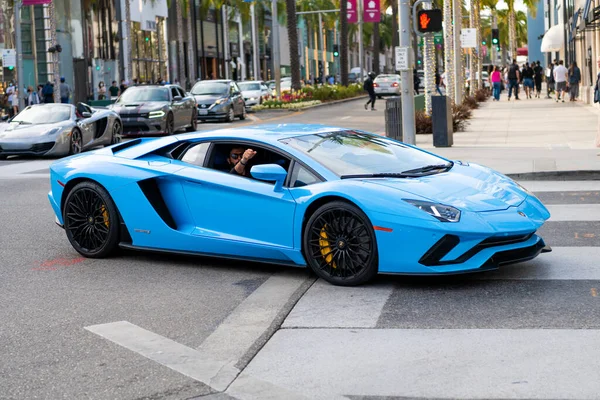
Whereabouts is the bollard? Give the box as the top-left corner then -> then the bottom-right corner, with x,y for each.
431,96 -> 453,147
384,97 -> 403,141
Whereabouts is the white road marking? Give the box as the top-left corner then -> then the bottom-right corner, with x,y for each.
85,272 -> 308,392
240,329 -> 600,399
518,180 -> 600,192
472,247 -> 600,280
547,204 -> 600,221
282,279 -> 394,328
340,116 -> 351,120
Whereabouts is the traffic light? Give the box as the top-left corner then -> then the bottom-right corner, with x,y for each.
482,40 -> 486,45
7,66 -> 13,70
333,44 -> 339,57
492,28 -> 499,45
145,36 -> 150,42
416,9 -> 443,33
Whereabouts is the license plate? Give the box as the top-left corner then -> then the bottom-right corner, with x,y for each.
199,109 -> 208,115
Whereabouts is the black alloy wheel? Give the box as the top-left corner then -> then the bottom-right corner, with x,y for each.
70,129 -> 83,155
303,201 -> 378,286
63,181 -> 120,258
186,109 -> 198,132
166,113 -> 174,135
111,121 -> 122,145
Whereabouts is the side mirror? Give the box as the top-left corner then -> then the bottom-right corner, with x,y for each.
81,111 -> 92,118
173,95 -> 183,102
250,164 -> 287,192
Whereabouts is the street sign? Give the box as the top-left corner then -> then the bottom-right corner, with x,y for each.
363,0 -> 380,23
460,28 -> 477,48
2,49 -> 16,68
347,0 -> 358,23
395,46 -> 410,71
434,32 -> 443,44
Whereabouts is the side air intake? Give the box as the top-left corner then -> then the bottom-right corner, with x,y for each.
111,138 -> 142,154
137,178 -> 177,230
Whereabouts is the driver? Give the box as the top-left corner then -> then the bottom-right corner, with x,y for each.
227,146 -> 257,177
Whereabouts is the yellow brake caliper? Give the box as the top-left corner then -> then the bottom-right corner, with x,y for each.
319,224 -> 336,269
100,205 -> 110,228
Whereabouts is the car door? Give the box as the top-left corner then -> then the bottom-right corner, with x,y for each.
178,87 -> 194,123
173,144 -> 296,249
170,87 -> 185,129
76,103 -> 97,148
230,82 -> 243,114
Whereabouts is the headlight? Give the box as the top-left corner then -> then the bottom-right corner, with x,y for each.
148,110 -> 165,118
404,200 -> 461,222
214,98 -> 228,105
45,127 -> 61,136
249,97 -> 257,101
512,180 -> 533,195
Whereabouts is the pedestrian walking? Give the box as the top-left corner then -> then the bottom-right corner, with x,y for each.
553,60 -> 568,103
534,61 -> 543,98
26,86 -> 40,106
363,72 -> 377,111
491,65 -> 502,101
546,61 -> 555,98
42,82 -> 54,103
413,69 -> 421,95
568,61 -> 581,102
435,69 -> 443,95
109,81 -> 120,99
5,82 -> 15,118
11,87 -> 19,116
507,59 -> 520,101
522,62 -> 534,99
59,77 -> 71,104
98,81 -> 106,100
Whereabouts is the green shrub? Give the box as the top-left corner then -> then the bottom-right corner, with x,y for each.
415,111 -> 432,134
474,88 -> 489,102
452,103 -> 472,131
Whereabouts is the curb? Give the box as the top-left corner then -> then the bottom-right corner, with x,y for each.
254,95 -> 369,113
506,170 -> 600,181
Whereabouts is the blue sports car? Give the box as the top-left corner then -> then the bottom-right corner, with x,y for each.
48,124 -> 551,286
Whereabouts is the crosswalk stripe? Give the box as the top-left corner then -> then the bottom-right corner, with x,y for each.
547,204 -> 600,221
282,280 -> 394,329
519,180 -> 600,192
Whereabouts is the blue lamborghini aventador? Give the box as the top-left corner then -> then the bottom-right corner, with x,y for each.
48,124 -> 552,286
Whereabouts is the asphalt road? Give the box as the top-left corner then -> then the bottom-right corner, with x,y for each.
1,101 -> 599,399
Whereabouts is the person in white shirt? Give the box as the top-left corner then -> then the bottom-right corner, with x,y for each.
6,83 -> 15,117
553,60 -> 569,103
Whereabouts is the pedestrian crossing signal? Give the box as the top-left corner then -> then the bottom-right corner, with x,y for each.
416,9 -> 443,33
492,29 -> 499,45
333,44 -> 339,57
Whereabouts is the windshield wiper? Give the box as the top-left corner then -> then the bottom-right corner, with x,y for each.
11,120 -> 32,125
400,162 -> 453,175
340,172 -> 413,179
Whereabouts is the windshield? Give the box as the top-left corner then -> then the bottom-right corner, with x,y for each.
279,131 -> 447,176
12,105 -> 71,124
191,82 -> 229,96
238,82 -> 261,91
117,87 -> 169,103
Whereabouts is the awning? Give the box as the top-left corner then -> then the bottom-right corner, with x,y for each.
541,24 -> 564,52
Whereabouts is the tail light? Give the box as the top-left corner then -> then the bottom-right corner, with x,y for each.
391,82 -> 399,87
373,83 -> 379,87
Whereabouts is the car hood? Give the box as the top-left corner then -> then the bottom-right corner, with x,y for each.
193,94 -> 226,105
362,164 -> 527,212
0,122 -> 69,139
110,102 -> 167,114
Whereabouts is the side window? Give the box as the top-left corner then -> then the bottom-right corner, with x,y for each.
171,87 -> 179,99
290,163 -> 321,188
177,87 -> 186,97
231,83 -> 238,94
181,143 -> 210,166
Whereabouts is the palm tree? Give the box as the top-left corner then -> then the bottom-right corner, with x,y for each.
187,0 -> 195,84
372,17 -> 381,74
286,0 -> 302,90
340,0 -> 349,85
175,0 -> 186,85
506,0 -> 536,60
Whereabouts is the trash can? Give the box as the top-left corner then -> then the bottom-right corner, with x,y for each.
431,96 -> 453,147
385,96 -> 402,141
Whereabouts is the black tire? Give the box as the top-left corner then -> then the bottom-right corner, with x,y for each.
303,201 -> 378,286
378,96 -> 383,99
226,107 -> 235,123
69,128 -> 83,155
239,107 -> 247,120
166,113 -> 174,135
110,121 -> 122,145
0,155 -> 7,160
186,109 -> 198,132
63,181 -> 120,258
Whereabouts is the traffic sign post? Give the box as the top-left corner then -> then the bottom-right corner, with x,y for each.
2,50 -> 16,69
460,28 -> 477,48
395,46 -> 410,71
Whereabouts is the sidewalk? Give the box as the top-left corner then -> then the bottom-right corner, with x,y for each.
414,95 -> 600,176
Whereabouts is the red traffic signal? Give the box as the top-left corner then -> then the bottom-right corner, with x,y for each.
417,9 -> 443,33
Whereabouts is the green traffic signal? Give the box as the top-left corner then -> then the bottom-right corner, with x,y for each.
145,36 -> 149,42
482,40 -> 486,45
8,66 -> 14,70
492,38 -> 498,44
96,65 -> 100,71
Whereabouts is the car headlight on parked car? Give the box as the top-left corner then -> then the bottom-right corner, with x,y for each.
214,98 -> 228,105
148,110 -> 165,119
403,200 -> 461,222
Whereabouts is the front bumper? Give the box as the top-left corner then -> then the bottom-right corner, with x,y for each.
197,105 -> 230,120
121,117 -> 167,136
0,135 -> 70,157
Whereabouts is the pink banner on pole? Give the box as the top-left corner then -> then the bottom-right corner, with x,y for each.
363,0 -> 381,23
22,0 -> 52,5
347,0 -> 358,23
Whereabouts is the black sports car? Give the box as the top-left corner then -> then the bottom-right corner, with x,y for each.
191,80 -> 246,122
109,85 -> 197,136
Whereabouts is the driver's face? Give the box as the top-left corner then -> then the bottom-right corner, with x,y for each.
228,148 -> 245,165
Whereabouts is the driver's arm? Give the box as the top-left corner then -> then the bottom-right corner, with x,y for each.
232,149 -> 257,175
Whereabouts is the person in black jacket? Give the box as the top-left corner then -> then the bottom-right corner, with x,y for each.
364,72 -> 377,111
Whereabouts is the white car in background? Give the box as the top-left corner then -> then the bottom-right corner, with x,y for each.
237,81 -> 265,108
373,74 -> 402,98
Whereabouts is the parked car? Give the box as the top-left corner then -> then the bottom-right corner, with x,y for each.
466,71 -> 491,89
49,124 -> 551,286
373,74 -> 402,98
191,80 -> 246,122
238,81 -> 265,108
0,103 -> 121,158
109,85 -> 197,136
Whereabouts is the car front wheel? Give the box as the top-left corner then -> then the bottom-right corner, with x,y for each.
69,128 -> 83,155
166,113 -> 174,135
303,201 -> 378,286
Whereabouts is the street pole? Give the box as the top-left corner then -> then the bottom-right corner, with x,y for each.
223,6 -> 230,80
399,0 -> 416,144
15,0 -> 24,111
452,0 -> 463,104
272,0 -> 281,99
358,0 -> 364,82
48,0 -> 60,104
318,12 -> 323,83
250,3 -> 260,80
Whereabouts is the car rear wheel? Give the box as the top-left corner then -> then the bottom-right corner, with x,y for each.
239,107 -> 247,120
69,128 -> 83,155
110,121 -> 122,145
186,109 -> 198,132
166,113 -> 174,135
63,181 -> 120,258
226,108 -> 235,123
303,201 -> 378,286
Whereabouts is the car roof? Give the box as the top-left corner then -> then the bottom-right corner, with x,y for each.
194,79 -> 233,84
238,80 -> 262,84
179,124 -> 347,141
